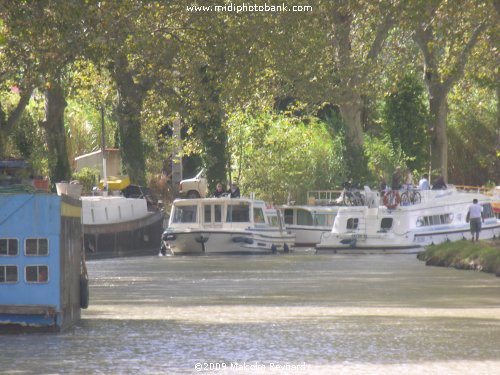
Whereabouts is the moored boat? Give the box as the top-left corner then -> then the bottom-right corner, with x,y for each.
82,193 -> 164,259
162,197 -> 294,255
0,188 -> 88,332
279,204 -> 339,247
316,187 -> 500,254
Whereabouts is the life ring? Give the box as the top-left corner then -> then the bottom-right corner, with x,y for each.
383,190 -> 400,209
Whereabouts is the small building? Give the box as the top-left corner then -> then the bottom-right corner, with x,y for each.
74,148 -> 121,177
0,192 -> 87,332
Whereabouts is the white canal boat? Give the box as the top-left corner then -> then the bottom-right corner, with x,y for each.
316,187 -> 500,254
279,205 -> 339,247
162,197 -> 295,255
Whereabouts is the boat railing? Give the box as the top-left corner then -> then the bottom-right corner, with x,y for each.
307,190 -> 343,205
454,184 -> 495,194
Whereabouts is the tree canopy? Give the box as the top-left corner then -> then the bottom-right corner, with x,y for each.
0,0 -> 497,200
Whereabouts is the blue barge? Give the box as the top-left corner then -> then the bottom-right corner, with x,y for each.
0,191 -> 87,332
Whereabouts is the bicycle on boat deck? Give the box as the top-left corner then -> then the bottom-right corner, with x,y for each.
400,185 -> 421,205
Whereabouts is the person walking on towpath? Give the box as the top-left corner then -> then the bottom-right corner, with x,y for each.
467,198 -> 484,242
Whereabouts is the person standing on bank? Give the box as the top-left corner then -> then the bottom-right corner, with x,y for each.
467,199 -> 484,242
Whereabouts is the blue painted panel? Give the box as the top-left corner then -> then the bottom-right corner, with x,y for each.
0,194 -> 61,309
0,194 -> 59,236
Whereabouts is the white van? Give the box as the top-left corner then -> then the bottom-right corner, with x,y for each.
179,169 -> 208,198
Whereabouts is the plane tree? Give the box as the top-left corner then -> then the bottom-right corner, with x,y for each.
410,0 -> 495,179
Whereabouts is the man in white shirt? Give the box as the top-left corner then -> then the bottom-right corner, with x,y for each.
418,174 -> 430,190
467,199 -> 484,242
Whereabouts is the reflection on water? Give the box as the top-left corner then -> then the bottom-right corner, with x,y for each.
1,253 -> 499,374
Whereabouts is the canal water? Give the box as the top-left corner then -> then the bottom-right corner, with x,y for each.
1,252 -> 499,374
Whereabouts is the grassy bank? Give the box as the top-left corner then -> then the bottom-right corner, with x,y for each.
417,239 -> 500,277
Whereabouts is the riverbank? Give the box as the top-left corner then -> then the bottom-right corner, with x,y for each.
417,239 -> 500,277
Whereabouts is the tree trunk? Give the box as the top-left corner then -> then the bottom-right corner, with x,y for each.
43,81 -> 71,183
339,93 -> 364,148
428,90 -> 448,180
0,88 -> 33,157
338,93 -> 370,183
112,57 -> 146,186
195,62 -> 227,192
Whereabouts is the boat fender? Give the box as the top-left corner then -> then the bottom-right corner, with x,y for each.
159,243 -> 167,256
232,236 -> 253,244
283,244 -> 290,253
383,190 -> 400,210
271,245 -> 277,254
195,235 -> 209,244
163,233 -> 176,241
80,275 -> 89,309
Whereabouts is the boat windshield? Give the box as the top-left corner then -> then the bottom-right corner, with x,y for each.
283,209 -> 294,224
226,203 -> 250,222
253,207 -> 265,224
172,205 -> 197,223
297,209 -> 313,226
268,215 -> 279,227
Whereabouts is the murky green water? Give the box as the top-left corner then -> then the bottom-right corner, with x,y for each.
1,251 -> 499,374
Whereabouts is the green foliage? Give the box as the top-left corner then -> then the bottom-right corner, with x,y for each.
419,239 -> 500,275
72,167 -> 99,195
228,112 -> 346,204
0,0 -> 498,193
382,74 -> 429,171
1,90 -> 48,177
448,84 -> 498,185
364,134 -> 408,184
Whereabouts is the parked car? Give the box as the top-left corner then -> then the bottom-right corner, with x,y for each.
179,169 -> 208,198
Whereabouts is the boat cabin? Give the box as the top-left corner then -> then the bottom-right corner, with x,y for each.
0,193 -> 86,331
169,198 -> 283,230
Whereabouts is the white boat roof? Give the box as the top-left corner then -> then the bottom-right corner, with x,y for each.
173,197 -> 266,205
279,205 -> 339,212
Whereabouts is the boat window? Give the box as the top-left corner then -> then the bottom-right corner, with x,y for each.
440,214 -> 453,224
204,205 -> 211,223
253,208 -> 265,224
326,214 -> 335,227
417,214 -> 453,227
314,214 -> 325,226
284,209 -> 294,224
226,203 -> 250,222
482,204 -> 494,219
297,209 -> 313,226
314,213 -> 335,227
346,218 -> 359,230
0,265 -> 18,283
25,265 -> 48,283
172,205 -> 198,223
268,215 -> 279,227
214,205 -> 222,222
0,239 -> 18,256
25,238 -> 49,256
380,218 -> 393,230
